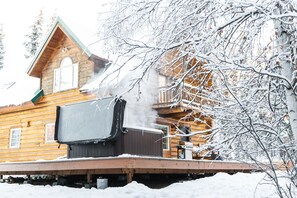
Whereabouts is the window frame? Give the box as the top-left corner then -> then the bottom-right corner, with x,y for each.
153,124 -> 170,150
45,123 -> 56,143
9,128 -> 21,149
53,57 -> 78,92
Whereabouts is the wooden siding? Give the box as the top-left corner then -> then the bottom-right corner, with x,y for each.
0,94 -> 208,162
0,89 -> 94,162
154,48 -> 212,159
156,116 -> 210,159
156,49 -> 212,110
159,49 -> 211,85
41,34 -> 95,95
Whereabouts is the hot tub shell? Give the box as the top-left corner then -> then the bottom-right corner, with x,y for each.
67,127 -> 163,158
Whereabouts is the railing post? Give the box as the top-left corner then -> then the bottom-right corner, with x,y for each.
155,83 -> 200,107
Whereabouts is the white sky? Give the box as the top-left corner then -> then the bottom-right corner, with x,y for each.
0,0 -> 110,73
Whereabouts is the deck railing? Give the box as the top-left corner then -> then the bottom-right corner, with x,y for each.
155,83 -> 201,108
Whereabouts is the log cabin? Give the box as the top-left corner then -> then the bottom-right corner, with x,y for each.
0,17 -> 211,162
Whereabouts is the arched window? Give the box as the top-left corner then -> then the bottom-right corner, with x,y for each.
53,57 -> 78,92
61,57 -> 72,67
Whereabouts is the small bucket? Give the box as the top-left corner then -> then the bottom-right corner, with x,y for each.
97,178 -> 108,189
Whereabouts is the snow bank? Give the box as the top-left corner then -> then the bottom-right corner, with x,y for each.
0,172 -> 294,198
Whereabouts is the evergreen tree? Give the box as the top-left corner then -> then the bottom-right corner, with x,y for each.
0,24 -> 5,70
24,10 -> 44,59
45,10 -> 58,33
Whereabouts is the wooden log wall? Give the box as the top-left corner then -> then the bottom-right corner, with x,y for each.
156,117 -> 210,159
41,30 -> 95,95
0,90 -> 94,162
159,48 -> 212,87
0,94 -> 210,162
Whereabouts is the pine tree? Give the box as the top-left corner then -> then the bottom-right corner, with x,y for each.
0,24 -> 5,70
45,10 -> 58,33
24,10 -> 44,59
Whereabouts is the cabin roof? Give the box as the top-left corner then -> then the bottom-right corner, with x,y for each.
26,17 -> 108,78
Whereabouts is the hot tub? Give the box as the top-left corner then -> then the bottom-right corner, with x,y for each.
54,97 -> 163,158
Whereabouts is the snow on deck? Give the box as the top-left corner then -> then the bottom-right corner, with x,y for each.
123,125 -> 163,134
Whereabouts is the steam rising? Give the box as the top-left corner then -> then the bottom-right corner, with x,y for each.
81,66 -> 159,128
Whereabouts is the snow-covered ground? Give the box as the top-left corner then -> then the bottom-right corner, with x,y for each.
0,172 -> 293,198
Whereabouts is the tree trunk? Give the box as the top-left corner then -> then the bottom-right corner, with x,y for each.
274,3 -> 297,142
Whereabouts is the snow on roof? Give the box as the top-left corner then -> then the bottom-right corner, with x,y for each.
0,70 -> 40,107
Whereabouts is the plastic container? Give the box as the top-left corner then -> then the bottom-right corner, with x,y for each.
97,178 -> 108,189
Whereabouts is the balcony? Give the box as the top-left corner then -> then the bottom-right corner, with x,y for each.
153,83 -> 203,111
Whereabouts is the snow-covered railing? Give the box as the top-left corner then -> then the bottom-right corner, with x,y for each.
155,83 -> 201,107
157,85 -> 179,104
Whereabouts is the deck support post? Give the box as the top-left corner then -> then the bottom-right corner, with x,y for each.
127,172 -> 134,183
87,174 -> 92,184
0,175 -> 3,180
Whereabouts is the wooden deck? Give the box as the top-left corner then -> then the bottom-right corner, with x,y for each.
0,157 -> 259,183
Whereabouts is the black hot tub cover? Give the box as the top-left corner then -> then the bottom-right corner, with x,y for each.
54,97 -> 126,144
